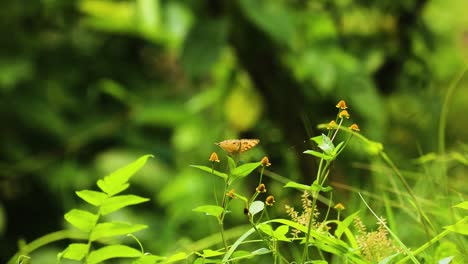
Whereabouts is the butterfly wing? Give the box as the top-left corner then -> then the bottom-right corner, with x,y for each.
216,139 -> 241,153
239,139 -> 260,153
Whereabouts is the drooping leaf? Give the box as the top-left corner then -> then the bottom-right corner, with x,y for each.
76,190 -> 108,207
61,243 -> 90,261
193,205 -> 224,219
64,209 -> 98,232
310,183 -> 333,192
87,245 -> 142,264
97,155 -> 153,196
248,201 -> 264,217
100,194 -> 149,215
90,222 -> 148,241
190,165 -> 228,180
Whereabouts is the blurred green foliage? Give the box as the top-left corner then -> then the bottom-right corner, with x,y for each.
0,0 -> 467,262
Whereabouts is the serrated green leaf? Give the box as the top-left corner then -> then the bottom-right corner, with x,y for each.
190,165 -> 228,180
444,222 -> 468,235
249,201 -> 264,217
62,243 -> 89,261
100,194 -> 149,215
64,209 -> 98,232
90,222 -> 148,241
87,245 -> 142,264
303,150 -> 334,160
76,190 -> 108,206
453,201 -> 468,210
193,205 -> 224,219
231,162 -> 261,179
97,155 -> 153,196
284,181 -> 310,191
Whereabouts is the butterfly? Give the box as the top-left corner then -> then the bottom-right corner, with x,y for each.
215,139 -> 260,154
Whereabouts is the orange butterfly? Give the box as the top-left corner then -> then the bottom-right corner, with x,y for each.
215,139 -> 260,154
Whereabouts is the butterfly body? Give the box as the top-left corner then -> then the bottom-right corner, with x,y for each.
215,139 -> 260,154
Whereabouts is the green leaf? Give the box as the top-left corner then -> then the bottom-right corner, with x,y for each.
64,209 -> 98,232
258,223 -> 274,236
251,248 -> 270,255
310,183 -> 333,192
165,252 -> 187,263
201,249 -> 224,258
231,162 -> 261,179
97,155 -> 153,196
303,150 -> 334,160
335,211 -> 360,239
249,201 -> 264,217
193,205 -> 224,219
227,156 -> 236,172
76,190 -> 108,206
90,222 -> 148,241
100,194 -> 149,215
87,245 -> 142,264
190,165 -> 228,180
273,225 -> 290,242
444,222 -> 468,235
284,181 -> 310,191
132,254 -> 165,264
453,201 -> 468,210
62,243 -> 89,261
315,134 -> 335,155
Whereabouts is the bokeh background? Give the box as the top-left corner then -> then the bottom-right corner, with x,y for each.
1,0 -> 467,262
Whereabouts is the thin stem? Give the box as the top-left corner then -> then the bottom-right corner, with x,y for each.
7,230 -> 88,264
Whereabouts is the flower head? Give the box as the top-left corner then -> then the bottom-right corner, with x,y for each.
209,152 -> 220,162
260,156 -> 271,167
334,203 -> 346,210
265,195 -> 275,206
256,183 -> 267,193
349,124 -> 360,132
226,189 -> 236,198
338,110 -> 350,119
336,100 -> 348,109
326,120 -> 338,130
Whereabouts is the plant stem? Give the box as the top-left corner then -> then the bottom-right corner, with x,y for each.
7,230 -> 88,264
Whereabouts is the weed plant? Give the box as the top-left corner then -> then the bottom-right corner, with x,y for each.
7,100 -> 467,264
